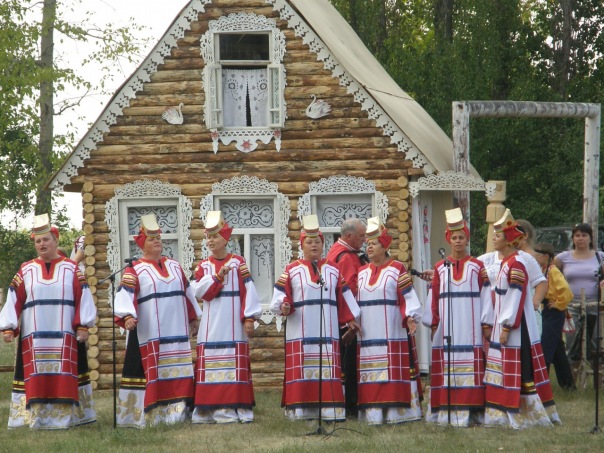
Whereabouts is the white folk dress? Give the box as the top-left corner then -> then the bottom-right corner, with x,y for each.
424,256 -> 493,426
270,259 -> 360,421
484,252 -> 560,429
0,257 -> 97,429
356,260 -> 423,425
192,254 -> 262,424
114,257 -> 201,428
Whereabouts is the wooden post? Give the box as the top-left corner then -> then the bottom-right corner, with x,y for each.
584,111 -> 601,247
484,181 -> 507,253
452,101 -> 471,223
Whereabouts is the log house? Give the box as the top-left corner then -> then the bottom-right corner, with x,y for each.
49,0 -> 485,390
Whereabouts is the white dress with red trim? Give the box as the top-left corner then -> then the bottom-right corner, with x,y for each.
425,256 -> 493,426
191,254 -> 262,424
0,257 -> 97,429
356,260 -> 423,425
270,259 -> 360,421
484,252 -> 560,429
114,257 -> 201,428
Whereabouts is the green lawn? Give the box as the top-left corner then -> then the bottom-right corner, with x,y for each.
0,357 -> 601,453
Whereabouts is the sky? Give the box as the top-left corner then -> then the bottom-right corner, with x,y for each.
3,0 -> 192,229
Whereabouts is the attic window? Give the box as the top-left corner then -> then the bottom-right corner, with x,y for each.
201,13 -> 287,153
219,33 -> 270,62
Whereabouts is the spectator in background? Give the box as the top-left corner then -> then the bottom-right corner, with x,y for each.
533,242 -> 575,390
554,223 -> 604,368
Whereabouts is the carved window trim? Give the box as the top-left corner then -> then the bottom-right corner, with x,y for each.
298,175 -> 389,256
201,12 -> 287,153
199,176 -> 292,328
105,180 -> 195,279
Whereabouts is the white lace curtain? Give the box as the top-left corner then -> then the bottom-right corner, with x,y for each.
222,68 -> 268,127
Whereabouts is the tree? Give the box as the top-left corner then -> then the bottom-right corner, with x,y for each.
329,0 -> 604,251
0,0 -> 148,218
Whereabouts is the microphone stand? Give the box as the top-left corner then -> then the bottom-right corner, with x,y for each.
308,260 -> 328,436
442,252 -> 453,425
591,264 -> 602,434
99,258 -> 135,429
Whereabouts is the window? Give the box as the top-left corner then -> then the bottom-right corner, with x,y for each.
201,13 -> 286,153
298,176 -> 389,255
105,180 -> 195,279
119,200 -> 181,261
199,176 -> 292,315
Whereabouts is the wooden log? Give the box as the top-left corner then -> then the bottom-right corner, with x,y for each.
83,181 -> 94,193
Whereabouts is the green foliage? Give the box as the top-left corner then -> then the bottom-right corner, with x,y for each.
330,0 -> 604,251
0,227 -> 36,291
0,225 -> 81,291
0,0 -> 149,217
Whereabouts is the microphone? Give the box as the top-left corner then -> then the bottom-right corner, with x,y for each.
438,248 -> 446,259
124,257 -> 137,267
311,260 -> 327,289
409,268 -> 421,277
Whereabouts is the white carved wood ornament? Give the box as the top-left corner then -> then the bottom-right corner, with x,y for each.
408,171 -> 495,198
306,94 -> 331,119
162,103 -> 184,124
50,0 -> 212,189
105,180 -> 195,279
201,12 -> 287,154
199,176 -> 292,330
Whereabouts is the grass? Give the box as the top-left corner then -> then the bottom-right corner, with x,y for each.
0,340 -> 602,452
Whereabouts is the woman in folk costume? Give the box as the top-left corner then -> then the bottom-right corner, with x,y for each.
424,208 -> 493,426
356,217 -> 423,425
0,214 -> 96,429
191,211 -> 262,424
114,213 -> 201,427
484,209 -> 560,428
270,215 -> 361,421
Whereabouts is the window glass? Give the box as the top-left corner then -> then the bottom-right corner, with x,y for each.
219,33 -> 270,61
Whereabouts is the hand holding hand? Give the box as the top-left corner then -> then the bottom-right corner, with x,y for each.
218,265 -> 230,280
124,318 -> 137,331
189,318 -> 200,337
499,329 -> 509,345
76,329 -> 89,343
347,320 -> 361,336
2,332 -> 14,343
281,302 -> 291,316
342,328 -> 356,345
407,317 -> 417,335
244,320 -> 255,338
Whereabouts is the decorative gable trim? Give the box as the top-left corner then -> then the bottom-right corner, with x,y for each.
49,0 -> 212,189
408,170 -> 494,198
50,0 -> 433,190
269,0 -> 431,171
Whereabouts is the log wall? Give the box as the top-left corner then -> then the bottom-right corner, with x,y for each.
71,1 -> 416,390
